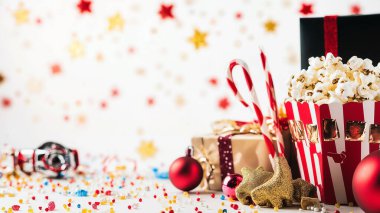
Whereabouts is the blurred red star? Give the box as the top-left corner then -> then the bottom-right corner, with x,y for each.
51,64 -> 62,75
100,100 -> 108,109
111,88 -> 119,97
299,3 -> 313,15
158,4 -> 174,19
218,97 -> 230,110
351,4 -> 361,14
147,97 -> 155,106
2,98 -> 11,108
235,12 -> 242,19
208,77 -> 218,86
77,0 -> 92,14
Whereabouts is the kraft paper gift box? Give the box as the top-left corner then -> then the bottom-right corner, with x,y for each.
284,101 -> 380,205
191,119 -> 298,191
191,134 -> 273,191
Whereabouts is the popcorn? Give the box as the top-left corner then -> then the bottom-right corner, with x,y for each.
288,53 -> 380,104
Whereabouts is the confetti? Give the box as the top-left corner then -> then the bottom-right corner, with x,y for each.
188,29 -> 207,49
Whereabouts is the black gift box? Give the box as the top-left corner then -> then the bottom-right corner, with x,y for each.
300,14 -> 380,69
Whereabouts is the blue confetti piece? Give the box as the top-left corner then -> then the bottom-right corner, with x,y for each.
43,181 -> 49,186
77,204 -> 81,208
152,167 -> 169,179
75,189 -> 88,197
220,195 -> 225,200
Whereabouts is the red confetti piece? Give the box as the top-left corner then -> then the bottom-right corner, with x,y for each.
138,198 -> 142,202
111,88 -> 119,97
235,12 -> 242,19
351,4 -> 361,14
12,205 -> 20,211
218,97 -> 230,110
51,64 -> 62,75
147,97 -> 155,106
100,100 -> 108,109
158,4 -> 174,19
299,3 -> 313,15
2,97 -> 11,108
211,193 -> 215,198
39,206 -> 42,210
77,0 -> 92,14
128,205 -> 132,210
45,195 -> 49,200
196,198 -> 200,202
32,196 -> 36,200
105,190 -> 112,196
208,77 -> 218,86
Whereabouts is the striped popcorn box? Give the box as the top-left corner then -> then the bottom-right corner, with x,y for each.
284,101 -> 380,205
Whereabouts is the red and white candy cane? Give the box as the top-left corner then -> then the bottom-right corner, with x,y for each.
227,59 -> 278,161
260,49 -> 285,155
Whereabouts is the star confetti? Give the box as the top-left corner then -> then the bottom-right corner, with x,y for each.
147,97 -> 155,106
137,140 -> 157,159
13,3 -> 29,25
50,64 -> 62,75
351,4 -> 361,14
264,20 -> 277,33
208,77 -> 218,87
218,97 -> 230,110
299,3 -> 313,15
2,97 -> 11,108
108,13 -> 125,31
68,39 -> 85,58
188,29 -> 207,49
158,4 -> 174,19
77,0 -> 92,14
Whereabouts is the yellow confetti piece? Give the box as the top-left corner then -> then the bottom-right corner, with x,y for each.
18,199 -> 23,204
119,195 -> 126,200
68,39 -> 85,59
264,20 -> 277,33
28,207 -> 34,213
110,208 -> 115,213
228,197 -> 235,202
137,140 -> 157,159
254,210 -> 258,213
188,29 -> 207,49
249,204 -> 254,209
108,13 -> 125,31
221,202 -> 224,206
218,209 -> 223,213
13,3 -> 29,24
8,208 -> 13,213
274,206 -> 279,212
335,203 -> 341,208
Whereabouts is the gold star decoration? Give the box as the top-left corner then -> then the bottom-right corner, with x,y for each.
189,29 -> 207,49
137,140 -> 157,160
68,39 -> 85,59
108,13 -> 125,31
264,20 -> 277,33
13,3 -> 29,25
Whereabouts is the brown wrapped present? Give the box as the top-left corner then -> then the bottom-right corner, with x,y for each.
191,119 -> 298,191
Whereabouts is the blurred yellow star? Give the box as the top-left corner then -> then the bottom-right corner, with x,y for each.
68,39 -> 85,59
108,13 -> 125,31
137,140 -> 157,160
13,3 -> 29,24
264,20 -> 277,33
189,29 -> 207,49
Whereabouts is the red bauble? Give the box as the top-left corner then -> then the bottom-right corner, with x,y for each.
352,150 -> 380,213
169,147 -> 203,191
222,173 -> 243,200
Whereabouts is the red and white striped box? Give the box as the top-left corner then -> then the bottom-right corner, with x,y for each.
284,101 -> 380,205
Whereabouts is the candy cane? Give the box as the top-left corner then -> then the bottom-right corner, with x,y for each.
227,59 -> 276,159
260,49 -> 285,155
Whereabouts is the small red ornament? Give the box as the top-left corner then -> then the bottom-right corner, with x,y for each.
169,147 -> 203,191
352,150 -> 380,213
222,173 -> 243,200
